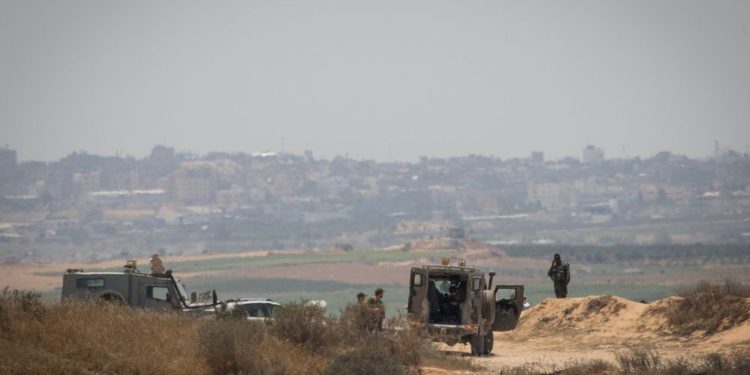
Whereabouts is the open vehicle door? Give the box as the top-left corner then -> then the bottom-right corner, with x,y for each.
492,285 -> 524,331
407,268 -> 428,320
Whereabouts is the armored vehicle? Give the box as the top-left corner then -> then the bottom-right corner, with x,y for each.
61,260 -> 218,312
407,258 -> 524,356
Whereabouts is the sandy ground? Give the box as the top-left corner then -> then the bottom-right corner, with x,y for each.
430,295 -> 750,373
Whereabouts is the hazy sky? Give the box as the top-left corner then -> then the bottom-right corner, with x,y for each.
1,1 -> 749,162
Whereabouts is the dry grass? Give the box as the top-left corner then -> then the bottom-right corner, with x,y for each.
499,348 -> 750,375
666,279 -> 750,335
0,291 -> 471,375
323,346 -> 406,375
498,359 -> 616,375
0,288 -> 208,375
614,347 -> 750,375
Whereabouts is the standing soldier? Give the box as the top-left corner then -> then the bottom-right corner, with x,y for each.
547,253 -> 570,298
367,288 -> 385,332
150,253 -> 165,274
352,292 -> 368,331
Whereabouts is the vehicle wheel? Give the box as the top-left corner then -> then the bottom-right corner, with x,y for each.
483,331 -> 494,355
470,334 -> 485,356
481,290 -> 496,322
100,293 -> 125,305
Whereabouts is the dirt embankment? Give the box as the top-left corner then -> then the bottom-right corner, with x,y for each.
460,295 -> 750,373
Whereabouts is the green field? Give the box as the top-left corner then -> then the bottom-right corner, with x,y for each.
34,244 -> 750,316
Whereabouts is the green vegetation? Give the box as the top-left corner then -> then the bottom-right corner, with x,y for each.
504,244 -> 750,264
31,245 -> 748,315
51,249 -> 452,274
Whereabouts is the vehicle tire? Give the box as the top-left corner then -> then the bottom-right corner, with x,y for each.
483,331 -> 494,355
100,293 -> 125,305
470,334 -> 484,357
481,290 -> 495,322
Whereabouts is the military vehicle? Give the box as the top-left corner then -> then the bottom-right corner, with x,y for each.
407,258 -> 524,356
61,260 -> 218,312
206,298 -> 281,321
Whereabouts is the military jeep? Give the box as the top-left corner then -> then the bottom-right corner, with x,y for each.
407,258 -> 524,356
61,260 -> 218,313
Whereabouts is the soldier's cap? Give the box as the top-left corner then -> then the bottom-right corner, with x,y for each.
357,292 -> 366,298
375,288 -> 384,295
553,253 -> 561,258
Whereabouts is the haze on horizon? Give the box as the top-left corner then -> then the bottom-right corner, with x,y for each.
1,0 -> 749,162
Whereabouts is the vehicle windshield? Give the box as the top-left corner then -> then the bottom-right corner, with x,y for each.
243,303 -> 276,318
174,279 -> 189,303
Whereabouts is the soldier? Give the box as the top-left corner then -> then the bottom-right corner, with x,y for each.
150,253 -> 165,274
352,292 -> 369,332
367,288 -> 385,332
547,253 -> 570,298
446,285 -> 461,316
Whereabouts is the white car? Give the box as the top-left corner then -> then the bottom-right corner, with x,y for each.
214,298 -> 280,321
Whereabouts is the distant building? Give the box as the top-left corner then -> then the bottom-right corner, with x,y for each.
89,189 -> 166,208
0,147 -> 18,182
582,145 -> 604,164
72,171 -> 101,195
150,145 -> 175,165
529,151 -> 544,164
527,181 -> 575,210
169,164 -> 216,204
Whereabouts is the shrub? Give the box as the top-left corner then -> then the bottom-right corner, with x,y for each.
666,279 -> 750,335
696,350 -> 750,375
323,346 -> 405,375
561,359 -> 615,375
0,291 -> 472,374
0,296 -> 208,375
615,347 -> 662,373
0,287 -> 46,327
199,319 -> 266,375
497,359 -> 614,375
270,300 -> 336,353
679,279 -> 750,298
334,303 -> 371,344
199,318 -> 327,375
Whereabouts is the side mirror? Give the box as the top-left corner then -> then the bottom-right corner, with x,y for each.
487,272 -> 496,290
212,290 -> 218,306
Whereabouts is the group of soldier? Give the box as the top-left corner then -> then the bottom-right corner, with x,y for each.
353,288 -> 386,333
351,253 -> 569,334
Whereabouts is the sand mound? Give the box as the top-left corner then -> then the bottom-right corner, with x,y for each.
507,295 -> 750,350
515,295 -> 658,340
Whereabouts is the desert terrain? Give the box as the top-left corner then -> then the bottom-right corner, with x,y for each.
427,295 -> 750,373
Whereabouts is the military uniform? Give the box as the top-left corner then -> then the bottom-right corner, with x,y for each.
547,261 -> 570,298
366,297 -> 385,332
150,254 -> 165,274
